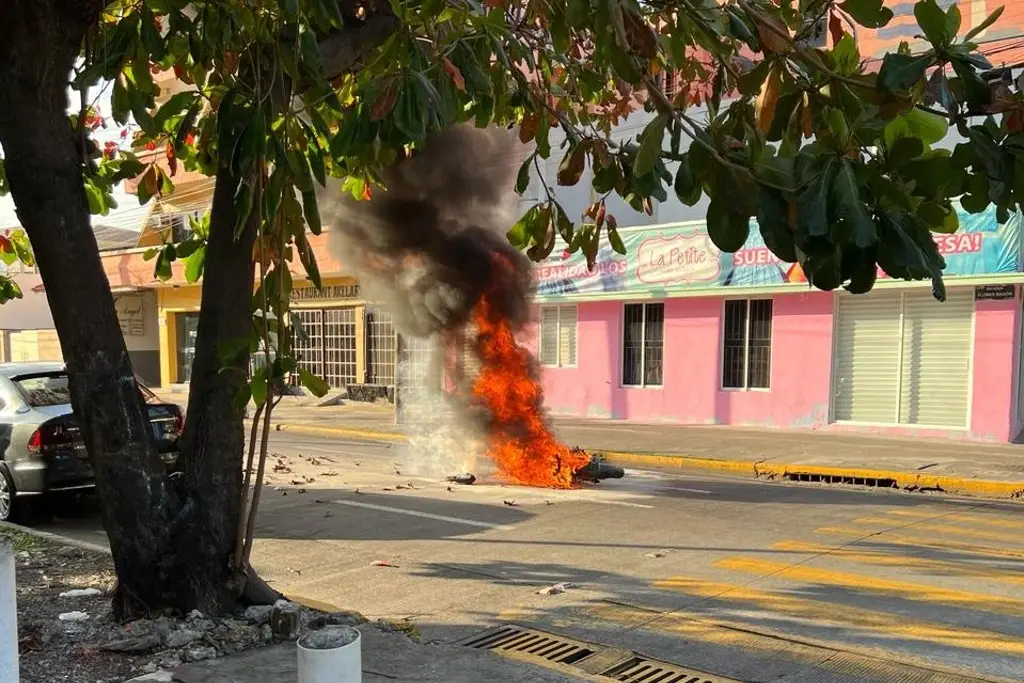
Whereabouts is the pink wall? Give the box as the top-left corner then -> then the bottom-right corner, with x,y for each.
533,292 -> 835,427
969,296 -> 1019,441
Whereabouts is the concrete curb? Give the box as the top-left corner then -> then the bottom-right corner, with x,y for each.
0,521 -> 111,555
267,421 -> 1024,501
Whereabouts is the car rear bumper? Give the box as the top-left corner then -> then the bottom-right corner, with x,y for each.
9,451 -> 180,495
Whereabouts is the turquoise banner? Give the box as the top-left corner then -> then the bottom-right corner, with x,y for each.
533,205 -> 1022,298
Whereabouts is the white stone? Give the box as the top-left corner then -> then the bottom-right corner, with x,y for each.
58,611 -> 91,622
59,588 -> 103,598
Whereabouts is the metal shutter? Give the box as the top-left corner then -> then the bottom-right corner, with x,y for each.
539,307 -> 559,366
461,324 -> 480,381
898,290 -> 973,427
832,294 -> 902,423
558,305 -> 578,366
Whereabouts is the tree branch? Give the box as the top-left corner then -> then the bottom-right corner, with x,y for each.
320,7 -> 401,79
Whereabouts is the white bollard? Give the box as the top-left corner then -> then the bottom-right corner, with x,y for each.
297,626 -> 361,683
0,539 -> 18,683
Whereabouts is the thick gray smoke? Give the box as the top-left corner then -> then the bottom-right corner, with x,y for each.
319,124 -> 534,478
318,124 -> 533,339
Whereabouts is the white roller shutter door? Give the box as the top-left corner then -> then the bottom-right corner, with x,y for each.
832,289 -> 974,428
898,290 -> 973,428
832,294 -> 902,423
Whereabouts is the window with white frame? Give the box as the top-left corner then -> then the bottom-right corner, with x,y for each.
722,299 -> 773,389
539,305 -> 578,367
622,303 -> 664,386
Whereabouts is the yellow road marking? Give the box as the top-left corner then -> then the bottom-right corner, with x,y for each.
714,557 -> 1024,617
773,540 -> 1024,585
648,575 -> 1024,657
816,526 -> 1024,560
853,516 -> 1024,544
884,508 -> 1024,530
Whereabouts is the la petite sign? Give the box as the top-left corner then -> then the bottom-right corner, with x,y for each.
635,233 -> 721,285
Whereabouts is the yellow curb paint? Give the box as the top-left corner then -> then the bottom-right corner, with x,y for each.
264,422 -> 1024,500
713,556 -> 1024,617
289,594 -> 350,613
772,540 -> 1024,585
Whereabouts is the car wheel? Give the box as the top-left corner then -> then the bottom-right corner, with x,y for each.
0,466 -> 15,523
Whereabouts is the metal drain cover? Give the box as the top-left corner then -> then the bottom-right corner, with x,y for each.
605,655 -> 728,683
460,624 -> 739,683
459,624 -> 598,666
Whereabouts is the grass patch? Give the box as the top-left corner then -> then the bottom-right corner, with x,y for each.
0,525 -> 48,554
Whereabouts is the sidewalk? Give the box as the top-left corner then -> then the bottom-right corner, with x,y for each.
259,399 -> 1024,499
133,625 -> 595,683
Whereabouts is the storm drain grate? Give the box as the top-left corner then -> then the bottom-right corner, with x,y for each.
460,625 -> 739,683
459,625 -> 597,665
783,472 -> 898,488
604,656 -> 724,683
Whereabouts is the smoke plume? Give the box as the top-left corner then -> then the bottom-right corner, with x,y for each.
320,124 -> 533,478
319,124 -> 532,338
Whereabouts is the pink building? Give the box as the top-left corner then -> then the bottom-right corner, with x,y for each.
523,209 -> 1024,442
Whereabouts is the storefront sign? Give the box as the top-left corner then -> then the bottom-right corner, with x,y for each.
292,283 -> 360,301
974,284 -> 1016,301
534,204 -> 1023,299
114,294 -> 145,336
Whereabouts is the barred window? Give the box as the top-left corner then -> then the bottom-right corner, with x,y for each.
622,303 -> 664,387
539,305 -> 578,367
722,299 -> 773,389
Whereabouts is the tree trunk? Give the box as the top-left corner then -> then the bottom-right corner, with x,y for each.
0,0 -> 182,618
175,164 -> 258,612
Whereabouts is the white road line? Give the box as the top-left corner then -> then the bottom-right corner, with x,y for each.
674,488 -> 712,495
333,499 -> 516,530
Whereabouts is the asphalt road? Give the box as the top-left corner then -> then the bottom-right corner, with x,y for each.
29,431 -> 1024,683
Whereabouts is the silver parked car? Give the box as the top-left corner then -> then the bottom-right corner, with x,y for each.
0,362 -> 183,521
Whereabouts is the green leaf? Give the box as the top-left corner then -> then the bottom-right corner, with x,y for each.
302,189 -> 322,235
175,239 -> 201,258
185,245 -> 206,283
797,161 -> 834,238
878,53 -> 932,92
964,5 -> 1004,41
945,3 -> 962,38
839,0 -> 894,27
883,108 -> 948,148
706,199 -> 751,252
516,155 -> 533,195
674,155 -> 702,206
737,61 -> 772,97
887,136 -> 924,167
755,188 -> 797,262
914,0 -> 950,45
251,370 -> 268,407
607,225 -> 626,255
508,206 -> 541,248
232,384 -> 252,412
153,92 -> 196,134
298,368 -> 330,397
830,162 -> 878,248
634,114 -> 669,177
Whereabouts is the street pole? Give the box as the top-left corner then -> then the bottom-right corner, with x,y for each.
0,538 -> 18,682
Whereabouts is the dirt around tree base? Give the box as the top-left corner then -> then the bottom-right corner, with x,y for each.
3,527 -> 366,682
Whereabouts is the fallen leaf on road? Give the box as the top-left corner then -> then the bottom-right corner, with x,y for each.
354,488 -> 362,495
537,582 -> 574,596
315,499 -> 328,504
382,488 -> 394,492
288,567 -> 302,575
503,500 -> 517,506
322,471 -> 339,476
372,560 -> 398,568
446,486 -> 453,492
290,479 -> 304,485
304,475 -> 315,483
324,511 -> 332,518
298,488 -> 307,494
395,470 -> 402,475
354,462 -> 361,467
644,550 -> 670,559
18,636 -> 41,653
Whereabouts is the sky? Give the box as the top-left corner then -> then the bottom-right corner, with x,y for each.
0,82 -> 146,232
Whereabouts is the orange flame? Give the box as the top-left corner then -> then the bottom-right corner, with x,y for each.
469,292 -> 590,489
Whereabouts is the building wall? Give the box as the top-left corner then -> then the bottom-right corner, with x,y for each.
7,329 -> 63,362
529,290 -> 1022,441
531,291 -> 834,426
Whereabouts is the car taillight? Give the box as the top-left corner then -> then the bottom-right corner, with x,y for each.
174,413 -> 184,434
28,423 -> 74,455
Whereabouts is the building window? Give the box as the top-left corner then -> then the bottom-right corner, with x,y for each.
158,211 -> 201,243
622,303 -> 664,387
539,305 -> 578,367
722,299 -> 773,390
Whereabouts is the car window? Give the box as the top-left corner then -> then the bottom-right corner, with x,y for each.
12,373 -> 71,407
